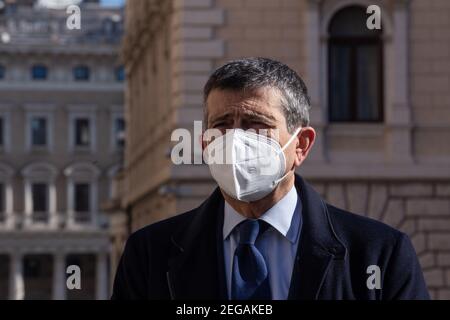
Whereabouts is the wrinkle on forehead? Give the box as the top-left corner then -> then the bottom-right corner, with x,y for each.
206,86 -> 284,125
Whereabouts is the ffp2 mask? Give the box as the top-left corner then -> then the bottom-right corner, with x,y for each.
204,127 -> 301,202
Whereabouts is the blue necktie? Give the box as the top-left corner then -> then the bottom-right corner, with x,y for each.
231,220 -> 271,300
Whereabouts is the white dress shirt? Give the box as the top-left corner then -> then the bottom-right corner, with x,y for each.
222,184 -> 302,300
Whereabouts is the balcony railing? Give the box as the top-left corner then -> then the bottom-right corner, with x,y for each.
31,211 -> 49,223
72,211 -> 92,224
0,211 -> 108,230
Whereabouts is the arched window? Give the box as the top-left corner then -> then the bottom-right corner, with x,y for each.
328,6 -> 383,122
31,64 -> 48,80
73,65 -> 90,81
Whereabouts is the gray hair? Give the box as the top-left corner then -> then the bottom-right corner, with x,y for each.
203,57 -> 311,133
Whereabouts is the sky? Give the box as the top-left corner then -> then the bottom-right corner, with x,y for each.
100,0 -> 125,7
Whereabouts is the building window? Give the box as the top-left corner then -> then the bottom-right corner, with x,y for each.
103,16 -> 120,36
74,183 -> 90,213
69,111 -> 96,152
22,163 -> 57,227
328,6 -> 383,122
114,117 -> 125,148
0,183 -> 3,211
32,183 -> 48,213
26,110 -> 53,152
0,65 -> 5,80
115,66 -> 124,82
31,65 -> 48,80
0,112 -> 10,152
23,255 -> 53,299
73,65 -> 90,81
75,118 -> 90,146
31,117 -> 47,146
64,163 -> 99,226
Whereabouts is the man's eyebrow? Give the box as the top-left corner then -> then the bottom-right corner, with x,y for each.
209,113 -> 233,125
242,111 -> 277,123
208,109 -> 278,125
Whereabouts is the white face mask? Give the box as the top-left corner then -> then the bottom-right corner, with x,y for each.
204,127 -> 301,202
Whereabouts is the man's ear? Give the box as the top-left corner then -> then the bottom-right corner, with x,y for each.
294,127 -> 316,166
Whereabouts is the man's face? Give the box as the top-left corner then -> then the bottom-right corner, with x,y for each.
204,86 -> 300,173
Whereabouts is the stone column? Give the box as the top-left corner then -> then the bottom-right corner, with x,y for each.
52,252 -> 66,300
23,182 -> 33,227
9,252 -> 24,300
66,180 -> 75,227
49,183 -> 58,228
96,252 -> 108,300
385,0 -> 413,163
306,0 -> 327,163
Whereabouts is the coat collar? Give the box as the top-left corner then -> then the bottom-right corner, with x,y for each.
166,174 -> 347,300
287,174 -> 347,299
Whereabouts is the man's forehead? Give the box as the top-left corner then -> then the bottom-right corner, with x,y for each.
206,87 -> 282,116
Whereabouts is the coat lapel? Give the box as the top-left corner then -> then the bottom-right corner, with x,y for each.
288,175 -> 347,299
166,188 -> 228,300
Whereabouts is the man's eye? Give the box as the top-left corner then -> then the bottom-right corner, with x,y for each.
213,122 -> 226,128
250,121 -> 270,128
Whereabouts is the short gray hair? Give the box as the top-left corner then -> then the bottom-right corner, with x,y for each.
203,57 -> 311,133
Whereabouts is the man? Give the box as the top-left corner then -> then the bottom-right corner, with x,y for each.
111,57 -> 429,300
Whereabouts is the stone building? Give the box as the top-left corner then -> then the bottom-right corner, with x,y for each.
0,0 -> 124,299
121,0 -> 450,299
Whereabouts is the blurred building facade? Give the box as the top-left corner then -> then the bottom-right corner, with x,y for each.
121,0 -> 450,299
0,0 -> 124,299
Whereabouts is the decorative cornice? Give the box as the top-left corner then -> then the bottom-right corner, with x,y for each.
66,104 -> 98,113
0,44 -> 120,57
23,103 -> 56,112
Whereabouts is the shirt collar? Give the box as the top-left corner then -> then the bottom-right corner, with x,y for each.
223,184 -> 300,243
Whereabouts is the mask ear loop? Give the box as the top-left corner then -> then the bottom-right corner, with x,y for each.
281,127 -> 302,152
271,127 -> 302,187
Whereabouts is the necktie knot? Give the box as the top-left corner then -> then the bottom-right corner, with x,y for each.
238,219 -> 260,245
